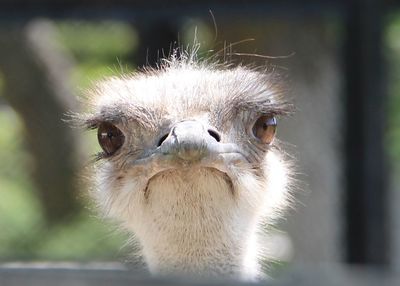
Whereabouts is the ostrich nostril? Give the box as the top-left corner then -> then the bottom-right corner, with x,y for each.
207,129 -> 221,142
157,133 -> 169,147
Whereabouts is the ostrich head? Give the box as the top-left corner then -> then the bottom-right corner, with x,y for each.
79,53 -> 293,280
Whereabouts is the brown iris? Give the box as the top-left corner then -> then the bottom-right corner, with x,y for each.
252,116 -> 277,144
97,122 -> 125,155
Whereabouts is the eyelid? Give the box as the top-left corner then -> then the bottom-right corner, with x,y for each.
84,116 -> 124,130
241,110 -> 275,125
237,100 -> 292,118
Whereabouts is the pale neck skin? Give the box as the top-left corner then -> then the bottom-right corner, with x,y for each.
129,168 -> 262,280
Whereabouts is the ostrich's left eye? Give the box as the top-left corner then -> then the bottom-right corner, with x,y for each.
97,122 -> 125,156
252,116 -> 277,144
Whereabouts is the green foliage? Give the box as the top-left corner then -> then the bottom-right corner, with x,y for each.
0,108 -> 31,183
71,62 -> 133,92
0,106 -> 128,261
385,15 -> 400,166
56,21 -> 138,64
0,21 -> 135,262
56,21 -> 136,92
0,179 -> 43,259
34,214 -> 127,261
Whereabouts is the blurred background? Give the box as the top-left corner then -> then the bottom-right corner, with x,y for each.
0,0 -> 399,282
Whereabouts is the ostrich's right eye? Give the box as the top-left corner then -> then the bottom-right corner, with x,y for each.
252,115 -> 277,144
97,122 -> 125,156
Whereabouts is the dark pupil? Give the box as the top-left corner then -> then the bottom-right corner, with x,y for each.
97,123 -> 124,155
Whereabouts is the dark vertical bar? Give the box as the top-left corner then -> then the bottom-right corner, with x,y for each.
344,0 -> 389,264
133,19 -> 180,67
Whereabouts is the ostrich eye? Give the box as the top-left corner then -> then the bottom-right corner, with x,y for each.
252,116 -> 277,144
97,122 -> 125,156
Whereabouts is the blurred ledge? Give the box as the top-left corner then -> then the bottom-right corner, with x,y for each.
0,262 -> 400,286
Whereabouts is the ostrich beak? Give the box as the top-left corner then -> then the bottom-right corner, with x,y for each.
159,120 -> 239,162
160,120 -> 212,161
130,120 -> 247,172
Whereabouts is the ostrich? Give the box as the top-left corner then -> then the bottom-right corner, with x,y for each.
77,51 -> 293,281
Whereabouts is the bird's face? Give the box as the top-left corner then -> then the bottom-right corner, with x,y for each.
81,63 -> 292,275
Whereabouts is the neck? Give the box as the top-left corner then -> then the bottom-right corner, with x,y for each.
130,168 -> 262,280
140,213 -> 260,280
